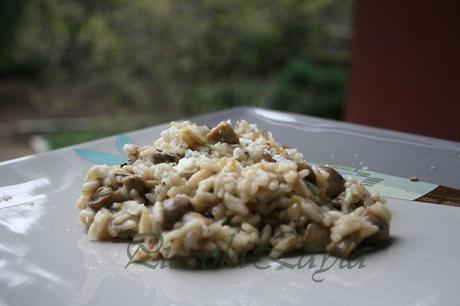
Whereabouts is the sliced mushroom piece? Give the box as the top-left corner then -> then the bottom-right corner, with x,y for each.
303,222 -> 331,253
319,166 -> 345,199
122,175 -> 146,193
206,121 -> 240,144
152,152 -> 177,164
297,162 -> 317,183
88,186 -> 113,210
331,191 -> 363,213
162,195 -> 192,230
331,192 -> 344,210
122,175 -> 148,204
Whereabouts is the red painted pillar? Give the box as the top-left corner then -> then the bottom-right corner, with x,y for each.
346,0 -> 460,141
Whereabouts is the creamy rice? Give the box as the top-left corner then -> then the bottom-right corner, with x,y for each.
77,120 -> 391,263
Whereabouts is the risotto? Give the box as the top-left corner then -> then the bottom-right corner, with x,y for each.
76,120 -> 391,263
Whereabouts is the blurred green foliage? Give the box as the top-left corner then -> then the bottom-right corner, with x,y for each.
3,0 -> 353,121
44,131 -> 111,149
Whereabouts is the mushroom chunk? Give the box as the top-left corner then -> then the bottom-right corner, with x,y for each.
153,152 -> 177,164
162,195 -> 192,230
88,186 -> 113,210
297,162 -> 317,183
206,121 -> 240,144
319,166 -> 345,199
303,222 -> 331,253
331,192 -> 363,213
123,175 -> 146,193
331,192 -> 344,210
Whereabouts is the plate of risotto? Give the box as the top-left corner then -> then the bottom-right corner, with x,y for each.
2,108 -> 460,306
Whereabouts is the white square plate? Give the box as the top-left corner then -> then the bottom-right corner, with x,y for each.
1,108 -> 460,305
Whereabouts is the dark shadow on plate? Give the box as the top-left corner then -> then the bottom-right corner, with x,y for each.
356,236 -> 399,257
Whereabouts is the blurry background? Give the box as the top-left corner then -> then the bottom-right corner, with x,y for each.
0,0 -> 352,161
1,0 -> 459,162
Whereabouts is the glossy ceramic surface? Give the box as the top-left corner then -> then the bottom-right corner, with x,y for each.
1,107 -> 460,306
